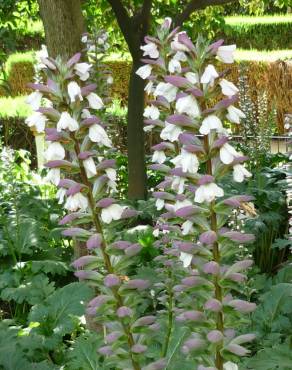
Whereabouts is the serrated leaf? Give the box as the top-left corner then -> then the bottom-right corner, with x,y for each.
1,274 -> 55,305
245,343 -> 292,370
31,260 -> 69,275
28,282 -> 93,345
66,332 -> 103,370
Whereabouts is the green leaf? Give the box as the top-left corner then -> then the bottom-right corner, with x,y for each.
271,238 -> 291,250
30,260 -> 69,275
1,274 -> 55,305
245,342 -> 292,370
66,332 -> 103,370
28,282 -> 93,347
253,283 -> 292,332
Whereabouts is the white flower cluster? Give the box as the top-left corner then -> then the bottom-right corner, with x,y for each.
137,24 -> 252,233
24,50 -> 118,218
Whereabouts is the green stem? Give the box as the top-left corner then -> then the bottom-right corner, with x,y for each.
72,136 -> 141,370
162,270 -> 174,357
203,135 -> 224,370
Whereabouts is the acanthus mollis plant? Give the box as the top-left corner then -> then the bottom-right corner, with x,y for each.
24,52 -> 165,370
136,18 -> 257,370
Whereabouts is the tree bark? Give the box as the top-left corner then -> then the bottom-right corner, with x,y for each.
127,58 -> 147,199
38,0 -> 85,58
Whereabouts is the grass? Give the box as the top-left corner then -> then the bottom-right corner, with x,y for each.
0,96 -> 32,118
225,14 -> 292,25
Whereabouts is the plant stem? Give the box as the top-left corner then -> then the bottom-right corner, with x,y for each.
162,270 -> 174,357
203,135 -> 224,370
72,137 -> 141,370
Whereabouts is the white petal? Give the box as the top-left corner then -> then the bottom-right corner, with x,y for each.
84,157 -> 97,178
179,252 -> 193,268
136,64 -> 152,79
86,93 -> 104,110
220,79 -> 239,97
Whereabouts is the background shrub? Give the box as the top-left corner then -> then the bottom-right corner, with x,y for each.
222,15 -> 292,50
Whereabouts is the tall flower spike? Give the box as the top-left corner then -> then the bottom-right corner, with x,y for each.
25,47 -> 160,370
139,21 -> 255,370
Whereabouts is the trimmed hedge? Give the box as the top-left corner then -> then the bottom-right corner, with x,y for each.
223,16 -> 292,50
1,55 -> 292,133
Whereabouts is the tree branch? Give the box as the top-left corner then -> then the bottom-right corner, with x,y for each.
106,0 -> 136,53
141,0 -> 152,36
174,0 -> 238,27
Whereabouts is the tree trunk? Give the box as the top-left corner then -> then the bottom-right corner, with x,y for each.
127,58 -> 147,199
38,0 -> 84,58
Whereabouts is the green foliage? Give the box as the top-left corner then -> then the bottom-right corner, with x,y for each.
0,320 -> 58,370
222,165 -> 289,273
241,265 -> 292,369
0,148 -> 72,322
223,15 -> 292,50
28,283 -> 93,348
65,332 -> 103,370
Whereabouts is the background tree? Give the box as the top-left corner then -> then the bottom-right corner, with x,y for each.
37,0 -> 85,58
101,0 -> 237,200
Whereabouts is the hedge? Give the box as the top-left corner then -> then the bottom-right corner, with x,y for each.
1,54 -> 292,133
223,15 -> 292,50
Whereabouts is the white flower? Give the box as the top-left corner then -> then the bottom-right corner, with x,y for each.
81,35 -> 88,43
144,124 -> 154,132
74,62 -> 91,81
37,44 -> 48,60
136,64 -> 152,79
176,95 -> 200,117
141,42 -> 159,58
57,112 -> 79,132
233,164 -> 252,183
65,192 -> 88,212
171,176 -> 186,194
143,105 -> 160,120
25,112 -> 47,133
36,45 -> 48,69
25,91 -> 42,110
107,76 -> 113,84
45,168 -> 60,186
174,199 -> 192,212
152,150 -> 166,164
45,142 -> 65,161
168,58 -> 181,73
145,81 -> 154,94
101,204 -> 124,223
171,32 -> 189,52
105,168 -> 117,182
81,109 -> 91,119
195,183 -> 224,203
217,45 -> 236,64
56,187 -> 66,204
86,93 -> 104,110
220,143 -> 241,164
173,51 -> 187,62
154,82 -> 178,103
160,122 -> 182,142
223,362 -> 238,370
83,157 -> 97,178
180,252 -> 193,268
227,106 -> 246,124
201,64 -> 219,86
67,81 -> 83,103
185,72 -> 199,84
89,124 -> 112,147
171,149 -> 199,173
182,220 -> 194,235
220,79 -> 239,97
199,115 -> 223,135
155,198 -> 165,211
